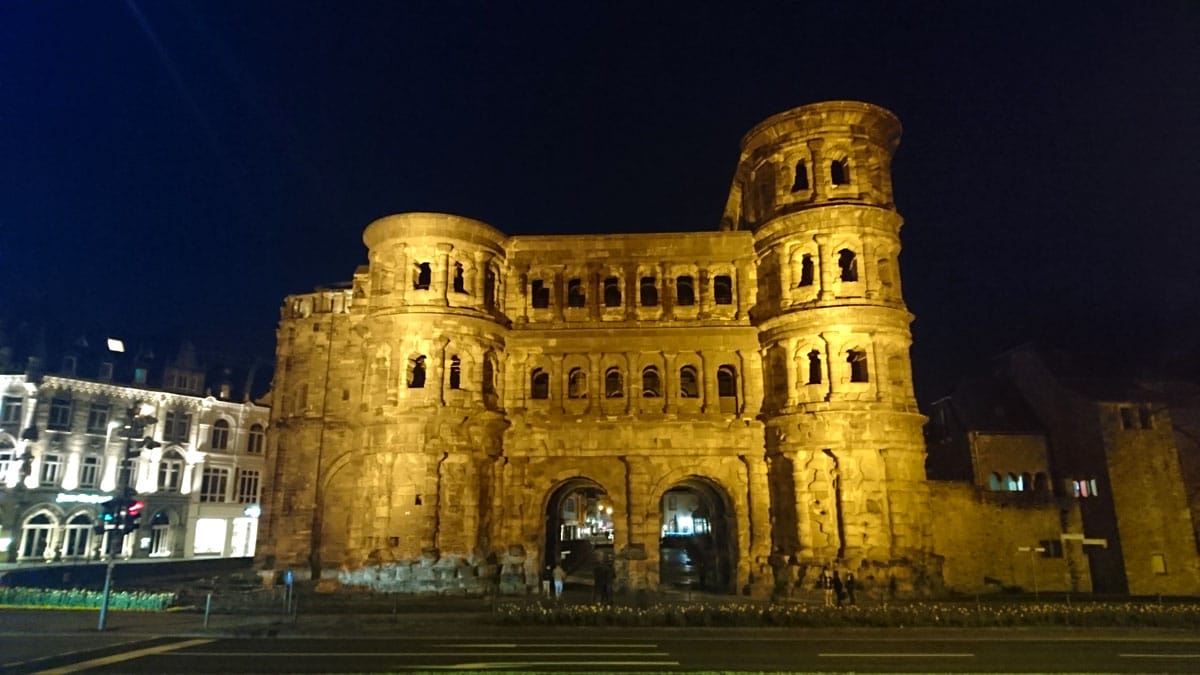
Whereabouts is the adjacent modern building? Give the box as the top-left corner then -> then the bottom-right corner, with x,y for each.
0,335 -> 269,564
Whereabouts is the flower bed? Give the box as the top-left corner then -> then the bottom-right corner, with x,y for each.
495,601 -> 1200,629
0,587 -> 176,611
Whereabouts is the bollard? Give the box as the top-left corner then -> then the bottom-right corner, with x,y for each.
204,592 -> 212,628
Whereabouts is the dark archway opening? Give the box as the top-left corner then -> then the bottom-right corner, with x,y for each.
544,479 -> 613,582
660,478 -> 736,593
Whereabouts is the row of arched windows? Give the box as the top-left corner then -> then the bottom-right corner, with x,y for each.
529,364 -> 739,404
987,471 -> 1050,493
17,509 -> 173,561
530,274 -> 734,311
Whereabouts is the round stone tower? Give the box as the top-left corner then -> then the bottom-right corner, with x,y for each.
724,101 -> 938,593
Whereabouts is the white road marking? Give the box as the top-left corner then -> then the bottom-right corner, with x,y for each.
402,660 -> 680,670
1120,653 -> 1200,658
820,652 -> 974,658
171,650 -> 670,657
34,638 -> 214,674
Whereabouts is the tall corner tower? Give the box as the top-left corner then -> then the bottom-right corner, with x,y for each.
728,101 -> 937,593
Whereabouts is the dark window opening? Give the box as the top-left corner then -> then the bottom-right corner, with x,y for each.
483,357 -> 496,395
408,356 -> 427,389
640,277 -> 658,307
603,277 -> 621,307
808,350 -> 823,384
531,368 -> 549,399
531,279 -> 551,309
837,249 -> 858,282
414,263 -> 432,290
713,275 -> 733,305
791,160 -> 809,191
567,279 -> 586,308
452,263 -> 466,293
798,254 -> 814,287
676,276 -> 695,306
848,349 -> 869,383
1119,407 -> 1137,429
642,367 -> 661,397
831,159 -> 851,186
605,368 -> 623,398
717,366 -> 737,397
679,366 -> 699,398
449,356 -> 461,390
484,269 -> 497,311
568,368 -> 587,399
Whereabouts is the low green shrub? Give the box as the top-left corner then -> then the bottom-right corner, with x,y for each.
0,587 -> 176,611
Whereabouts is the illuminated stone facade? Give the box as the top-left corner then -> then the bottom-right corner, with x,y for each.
258,101 -> 937,596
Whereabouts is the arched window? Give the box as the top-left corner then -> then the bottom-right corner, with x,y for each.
713,275 -> 733,305
452,262 -> 466,293
807,350 -> 823,385
408,356 -> 427,389
150,510 -> 171,557
798,254 -> 814,287
20,512 -> 54,559
1021,472 -> 1033,493
1006,473 -> 1022,491
769,351 -> 787,400
413,262 -> 432,290
531,279 -> 550,309
640,277 -> 658,307
484,268 -> 497,311
717,365 -> 738,413
848,349 -> 869,383
246,424 -> 265,454
567,279 -> 586,307
483,355 -> 496,396
838,249 -> 858,282
831,158 -> 851,186
989,472 -> 1003,491
605,368 -> 623,398
791,160 -> 809,191
159,450 -> 184,492
642,367 -> 661,398
210,419 -> 230,450
679,366 -> 700,398
62,512 -> 92,558
676,276 -> 695,306
531,368 -> 549,400
568,368 -> 588,399
603,277 -> 621,307
449,356 -> 462,390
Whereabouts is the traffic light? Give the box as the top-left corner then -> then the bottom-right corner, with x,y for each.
123,499 -> 145,533
95,498 -> 120,534
95,497 -> 145,534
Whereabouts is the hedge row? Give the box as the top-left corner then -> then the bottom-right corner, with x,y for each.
0,587 -> 176,610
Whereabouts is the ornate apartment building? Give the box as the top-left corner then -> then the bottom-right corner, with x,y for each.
259,100 -> 938,597
0,338 -> 268,564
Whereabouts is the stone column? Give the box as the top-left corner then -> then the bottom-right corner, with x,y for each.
434,243 -> 453,305
807,138 -> 825,201
395,244 -> 409,304
742,452 -> 773,597
663,352 -> 678,414
472,252 -> 487,309
624,266 -> 638,321
815,234 -> 833,301
734,260 -> 751,320
698,268 -> 711,318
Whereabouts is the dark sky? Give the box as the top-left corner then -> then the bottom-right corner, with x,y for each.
2,1 -> 1198,404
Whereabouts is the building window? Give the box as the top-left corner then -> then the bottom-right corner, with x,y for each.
1,396 -> 22,424
717,365 -> 738,413
20,513 -> 54,559
1006,473 -> 1023,491
449,356 -> 462,390
452,262 -> 466,293
603,277 -> 621,307
39,454 -> 62,486
847,349 -> 869,383
483,268 -> 497,311
642,367 -> 661,398
210,419 -> 230,450
413,262 -> 432,290
676,276 -> 695,306
150,511 -> 172,557
408,356 -> 427,389
567,368 -> 588,399
604,368 -> 623,398
831,158 -> 851,186
48,397 -> 73,431
838,249 -> 859,282
531,279 -> 551,309
807,350 -> 823,385
199,467 -> 230,503
1119,407 -> 1137,429
989,472 -> 1003,491
0,447 -> 17,482
134,367 -> 148,385
164,411 -> 192,443
482,357 -> 496,396
78,455 -> 100,488
246,424 -> 265,454
640,277 -> 658,307
86,403 -> 110,434
798,255 -> 814,287
159,451 -> 184,492
567,279 -> 586,307
791,160 -> 809,191
61,513 -> 93,558
1072,478 -> 1100,498
713,275 -> 733,305
531,368 -> 549,400
237,469 -> 260,504
679,366 -> 700,398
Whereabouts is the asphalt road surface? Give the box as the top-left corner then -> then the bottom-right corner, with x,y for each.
9,630 -> 1200,673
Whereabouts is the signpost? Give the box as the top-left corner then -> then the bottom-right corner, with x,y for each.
1016,545 -> 1046,599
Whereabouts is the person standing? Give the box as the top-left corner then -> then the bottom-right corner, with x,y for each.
541,565 -> 553,597
552,563 -> 566,599
832,570 -> 844,607
819,566 -> 834,607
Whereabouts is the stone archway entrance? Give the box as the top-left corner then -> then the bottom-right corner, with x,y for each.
659,478 -> 736,593
544,478 -> 613,582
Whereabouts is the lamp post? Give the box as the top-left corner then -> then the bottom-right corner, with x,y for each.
97,401 -> 157,631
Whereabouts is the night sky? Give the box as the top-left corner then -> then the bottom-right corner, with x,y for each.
2,1 -> 1198,404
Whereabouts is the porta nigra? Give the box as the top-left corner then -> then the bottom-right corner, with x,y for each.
257,101 -> 939,597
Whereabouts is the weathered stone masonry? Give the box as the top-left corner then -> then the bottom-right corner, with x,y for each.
257,101 -> 939,596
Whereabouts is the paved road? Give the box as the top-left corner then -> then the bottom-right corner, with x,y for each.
5,610 -> 1200,674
